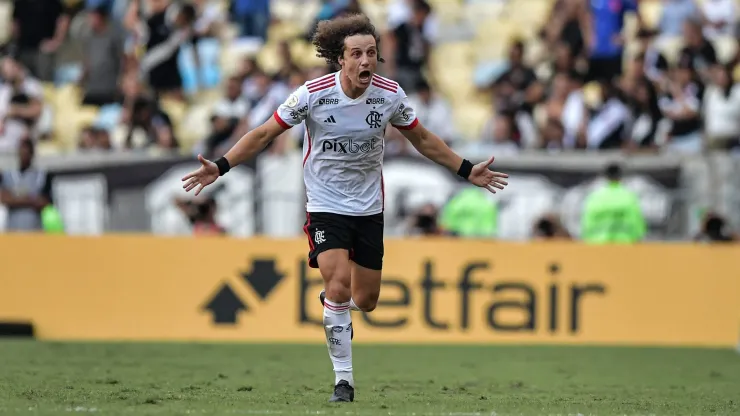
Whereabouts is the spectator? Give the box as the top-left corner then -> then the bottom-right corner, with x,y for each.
245,69 -> 287,130
0,55 -> 45,151
626,77 -> 663,150
658,52 -> 704,153
681,18 -> 718,82
193,0 -> 225,39
547,41 -> 586,84
540,0 -> 589,60
80,6 -> 125,107
114,96 -> 178,150
439,186 -> 498,238
198,75 -> 250,159
636,28 -> 669,85
703,63 -> 740,151
581,78 -> 631,150
406,203 -> 443,236
658,0 -> 698,37
540,117 -> 567,151
0,140 -> 52,232
273,41 -> 301,84
461,111 -> 520,156
585,0 -> 642,83
581,163 -> 646,244
700,0 -> 736,39
544,70 -> 586,148
79,126 -> 112,151
176,196 -> 226,236
230,0 -> 270,42
11,0 -> 71,82
532,213 -> 572,240
694,211 -> 738,242
383,0 -> 433,93
407,79 -> 455,144
620,52 -> 649,97
492,39 -> 543,115
133,0 -> 196,101
386,0 -> 438,44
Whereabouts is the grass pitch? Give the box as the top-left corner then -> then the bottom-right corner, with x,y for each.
0,341 -> 738,415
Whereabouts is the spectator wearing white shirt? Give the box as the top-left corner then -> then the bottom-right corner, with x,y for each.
383,0 -> 435,93
658,52 -> 705,154
197,75 -> 250,158
386,0 -> 439,44
407,79 -> 455,144
626,77 -> 664,151
0,55 -> 46,152
559,70 -> 587,148
703,63 -> 740,150
579,78 -> 632,150
701,0 -> 736,39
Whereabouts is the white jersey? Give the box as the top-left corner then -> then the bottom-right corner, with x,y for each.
273,71 -> 418,216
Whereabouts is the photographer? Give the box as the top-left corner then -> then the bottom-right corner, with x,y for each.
531,213 -> 572,241
694,212 -> 738,243
175,196 -> 225,236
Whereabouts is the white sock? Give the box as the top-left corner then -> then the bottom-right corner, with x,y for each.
349,298 -> 361,311
323,299 -> 354,387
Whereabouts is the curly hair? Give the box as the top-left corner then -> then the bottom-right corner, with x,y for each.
311,14 -> 384,68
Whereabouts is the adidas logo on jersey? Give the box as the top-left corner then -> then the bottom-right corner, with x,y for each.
324,115 -> 337,123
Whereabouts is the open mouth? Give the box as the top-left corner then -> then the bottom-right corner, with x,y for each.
359,70 -> 371,83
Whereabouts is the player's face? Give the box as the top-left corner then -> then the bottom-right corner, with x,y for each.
340,35 -> 378,89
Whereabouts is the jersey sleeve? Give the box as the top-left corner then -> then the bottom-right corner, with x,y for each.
273,85 -> 310,129
390,88 -> 419,130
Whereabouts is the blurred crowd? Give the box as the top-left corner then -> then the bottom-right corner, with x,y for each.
0,0 -> 738,241
475,0 -> 740,155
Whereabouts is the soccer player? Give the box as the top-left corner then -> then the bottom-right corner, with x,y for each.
181,14 -> 509,403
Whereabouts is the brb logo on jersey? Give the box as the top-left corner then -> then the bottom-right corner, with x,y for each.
322,138 -> 379,154
366,97 -> 385,104
318,98 -> 339,106
289,105 -> 308,120
365,111 -> 383,129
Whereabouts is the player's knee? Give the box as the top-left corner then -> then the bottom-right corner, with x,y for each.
354,292 -> 379,312
325,273 -> 351,302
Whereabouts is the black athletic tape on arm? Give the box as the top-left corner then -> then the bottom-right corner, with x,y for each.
457,159 -> 474,179
215,157 -> 230,176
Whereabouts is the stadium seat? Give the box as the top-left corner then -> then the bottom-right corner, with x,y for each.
654,36 -> 685,64
0,1 -> 10,44
639,0 -> 663,28
714,36 -> 738,64
180,104 -> 216,149
159,98 -> 187,143
454,104 -> 490,142
583,82 -> 602,108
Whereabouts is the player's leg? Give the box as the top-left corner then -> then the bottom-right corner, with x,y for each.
317,249 -> 355,402
350,262 -> 381,311
349,212 -> 384,311
304,212 -> 356,402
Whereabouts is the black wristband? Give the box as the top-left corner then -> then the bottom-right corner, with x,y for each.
215,157 -> 231,176
456,159 -> 474,179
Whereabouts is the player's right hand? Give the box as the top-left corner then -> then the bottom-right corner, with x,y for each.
181,155 -> 219,196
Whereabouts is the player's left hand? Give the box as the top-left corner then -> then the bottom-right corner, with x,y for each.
468,155 -> 509,194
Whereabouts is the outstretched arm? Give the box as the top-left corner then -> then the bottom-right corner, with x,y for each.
182,115 -> 287,195
399,122 -> 509,194
222,115 -> 287,167
183,86 -> 310,195
398,122 -> 463,173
